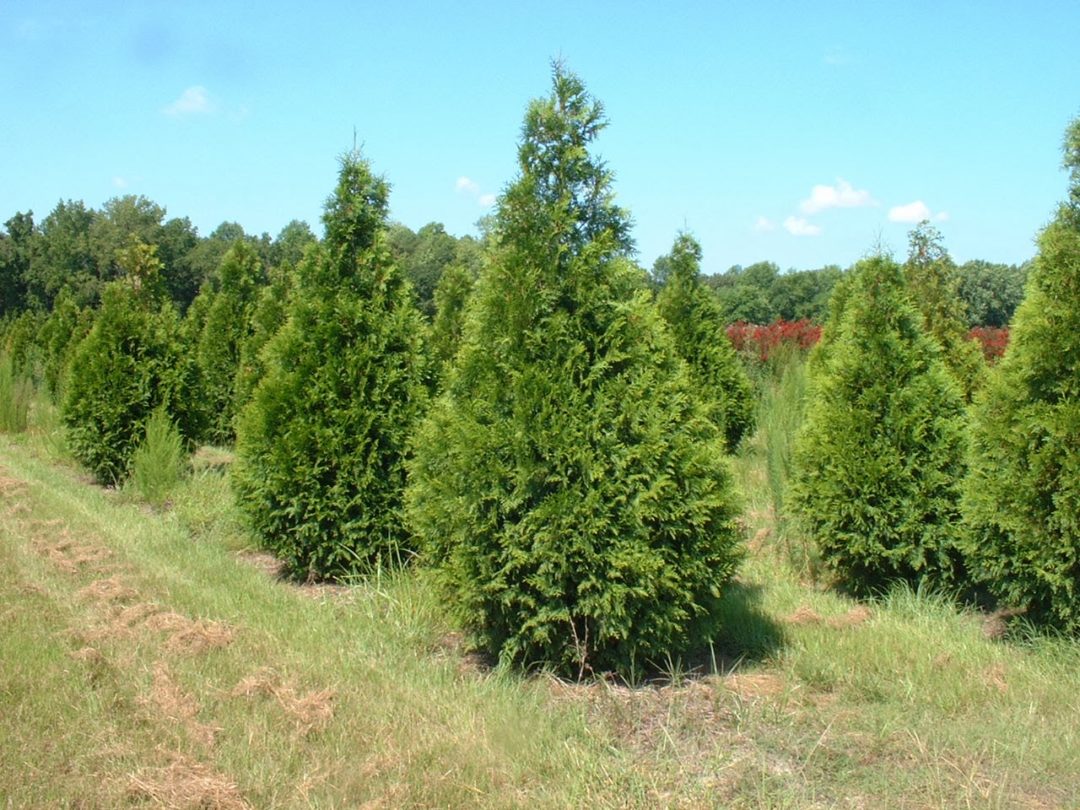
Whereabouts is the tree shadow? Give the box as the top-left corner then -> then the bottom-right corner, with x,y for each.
680,579 -> 788,677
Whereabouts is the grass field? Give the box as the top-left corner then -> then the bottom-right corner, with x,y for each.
2,395 -> 1079,807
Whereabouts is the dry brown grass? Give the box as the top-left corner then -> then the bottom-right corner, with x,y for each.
141,663 -> 220,749
231,667 -> 336,736
124,752 -> 250,809
144,612 -> 236,655
783,603 -> 873,629
77,575 -> 138,604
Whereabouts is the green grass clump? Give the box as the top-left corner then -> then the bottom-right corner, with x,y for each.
127,406 -> 186,507
0,352 -> 33,433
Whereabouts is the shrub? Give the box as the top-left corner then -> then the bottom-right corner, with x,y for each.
232,151 -> 429,580
127,406 -> 186,506
967,326 -> 1009,363
62,275 -> 199,485
791,255 -> 969,594
721,319 -> 820,367
964,124 -> 1080,630
407,66 -> 743,678
656,233 -> 756,451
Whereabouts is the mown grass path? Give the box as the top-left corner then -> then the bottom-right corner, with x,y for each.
3,432 -> 1080,808
0,439 -> 646,807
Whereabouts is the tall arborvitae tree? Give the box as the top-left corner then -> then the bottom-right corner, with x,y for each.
429,260 -> 477,385
232,151 -> 428,580
62,239 -> 200,484
194,241 -> 264,445
903,221 -> 986,400
407,66 -> 743,678
656,233 -> 755,451
791,255 -> 968,594
964,117 -> 1080,631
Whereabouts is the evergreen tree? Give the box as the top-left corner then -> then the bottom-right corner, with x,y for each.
234,271 -> 293,410
791,255 -> 968,594
429,260 -> 477,384
37,289 -> 93,398
964,117 -> 1080,630
407,66 -> 743,677
903,221 -> 986,400
62,241 -> 200,484
195,242 -> 264,445
656,232 -> 755,451
232,151 -> 428,580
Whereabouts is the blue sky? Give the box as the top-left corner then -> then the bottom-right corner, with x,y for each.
2,1 -> 1077,275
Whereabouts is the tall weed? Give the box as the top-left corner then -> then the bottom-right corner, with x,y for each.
0,352 -> 34,433
756,352 -> 818,575
127,407 -> 186,506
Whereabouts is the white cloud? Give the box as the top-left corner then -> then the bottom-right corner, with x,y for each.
112,176 -> 128,189
800,178 -> 875,214
163,85 -> 213,117
753,216 -> 776,232
456,176 -> 479,193
888,200 -> 948,224
784,216 -> 822,237
456,176 -> 495,208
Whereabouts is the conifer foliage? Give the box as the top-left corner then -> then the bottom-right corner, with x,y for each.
407,66 -> 743,677
232,152 -> 428,580
62,242 -> 200,484
194,241 -> 264,445
791,256 -> 968,594
964,117 -> 1080,630
903,222 -> 986,400
656,233 -> 755,451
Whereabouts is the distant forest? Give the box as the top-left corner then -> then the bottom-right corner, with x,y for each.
0,194 -> 1029,328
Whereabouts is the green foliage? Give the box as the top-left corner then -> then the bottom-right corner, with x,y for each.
407,66 -> 743,678
234,274 -> 293,410
195,242 -> 264,445
759,352 -> 812,568
655,233 -> 756,451
964,200 -> 1080,630
61,282 -> 199,484
233,151 -> 429,580
0,211 -> 34,315
36,290 -> 93,399
127,406 -> 186,506
957,259 -> 1029,328
429,260 -> 476,384
903,221 -> 986,400
0,352 -> 33,433
791,256 -> 969,594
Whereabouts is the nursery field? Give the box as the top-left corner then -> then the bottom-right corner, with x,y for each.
2,417 -> 1078,809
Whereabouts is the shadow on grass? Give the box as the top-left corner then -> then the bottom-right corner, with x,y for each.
681,579 -> 788,678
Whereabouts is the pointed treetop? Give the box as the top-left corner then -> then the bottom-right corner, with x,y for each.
666,232 -> 704,287
322,150 -> 390,263
1063,115 -> 1080,209
507,62 -> 632,257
